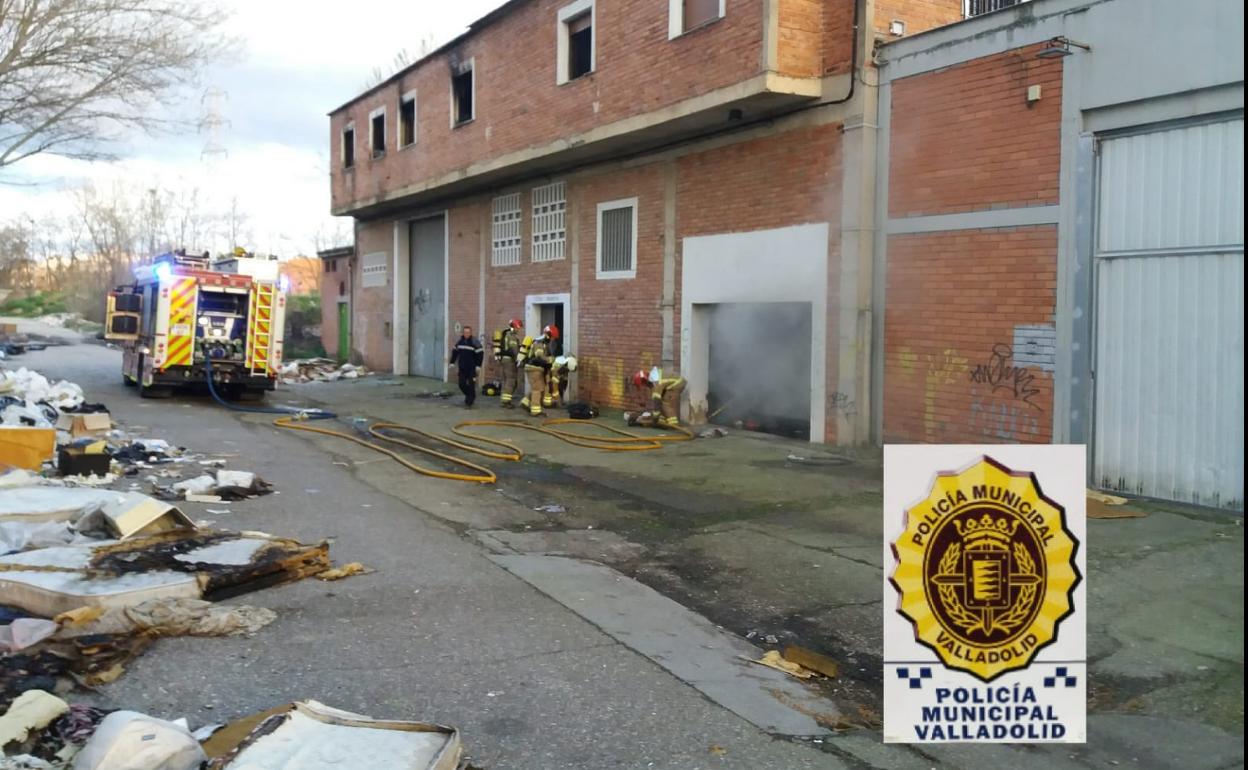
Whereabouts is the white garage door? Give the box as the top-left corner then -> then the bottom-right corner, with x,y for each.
1093,117 -> 1244,510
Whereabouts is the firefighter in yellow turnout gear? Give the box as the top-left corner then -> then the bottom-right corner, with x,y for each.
492,319 -> 523,408
518,325 -> 557,416
632,368 -> 687,426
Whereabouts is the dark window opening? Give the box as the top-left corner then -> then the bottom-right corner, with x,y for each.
568,13 -> 593,80
371,113 -> 386,158
400,97 -> 416,146
683,0 -> 719,31
452,70 -> 474,125
342,128 -> 355,168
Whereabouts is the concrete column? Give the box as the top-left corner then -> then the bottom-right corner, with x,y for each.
391,219 -> 411,376
569,187 -> 580,400
661,160 -> 677,371
836,72 -> 879,446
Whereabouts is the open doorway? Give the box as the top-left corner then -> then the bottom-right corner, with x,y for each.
706,302 -> 812,440
524,292 -> 571,397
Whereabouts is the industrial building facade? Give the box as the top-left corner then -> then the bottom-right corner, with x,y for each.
326,0 -> 1244,508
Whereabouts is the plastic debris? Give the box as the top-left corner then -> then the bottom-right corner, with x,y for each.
73,711 -> 205,770
0,690 -> 69,750
315,562 -> 371,581
278,358 -> 371,384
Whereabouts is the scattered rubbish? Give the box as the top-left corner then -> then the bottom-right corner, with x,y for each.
780,645 -> 839,679
315,563 -> 371,581
55,598 -> 276,639
74,710 -> 205,770
1087,497 -> 1148,519
0,690 -> 68,750
763,634 -> 779,645
278,358 -> 371,384
783,453 -> 853,467
168,471 -> 271,501
201,700 -> 462,769
533,504 -> 566,514
170,475 -> 216,498
0,530 -> 329,617
697,427 -> 728,439
185,494 -> 224,504
708,744 -> 727,756
0,368 -> 84,412
75,492 -> 197,539
1087,489 -> 1129,505
0,427 -> 56,470
0,619 -> 58,652
746,650 -> 817,680
0,487 -> 117,523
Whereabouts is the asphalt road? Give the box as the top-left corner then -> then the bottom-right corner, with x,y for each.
13,342 -> 845,769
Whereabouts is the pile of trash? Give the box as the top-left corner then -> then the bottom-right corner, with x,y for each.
278,358 -> 369,384
0,694 -> 464,769
0,369 -> 84,427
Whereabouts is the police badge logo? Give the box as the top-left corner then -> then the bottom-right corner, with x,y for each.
891,456 -> 1081,682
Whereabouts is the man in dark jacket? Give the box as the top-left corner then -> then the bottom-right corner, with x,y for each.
450,326 -> 484,407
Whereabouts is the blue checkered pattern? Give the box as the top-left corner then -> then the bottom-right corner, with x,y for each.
897,666 -> 932,689
1043,667 -> 1078,688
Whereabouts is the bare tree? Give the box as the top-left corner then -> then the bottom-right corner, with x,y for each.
362,35 -> 437,89
0,0 -> 233,171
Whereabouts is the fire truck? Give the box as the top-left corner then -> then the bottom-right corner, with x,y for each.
105,250 -> 287,399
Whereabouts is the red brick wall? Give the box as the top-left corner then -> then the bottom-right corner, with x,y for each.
777,0 -> 824,77
889,44 -> 1062,217
332,0 -> 771,212
351,220 -> 394,371
883,227 -> 1057,444
873,0 -> 963,38
823,0 -> 855,75
447,202 -> 485,359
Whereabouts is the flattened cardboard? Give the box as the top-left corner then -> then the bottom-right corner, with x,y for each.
0,427 -> 55,470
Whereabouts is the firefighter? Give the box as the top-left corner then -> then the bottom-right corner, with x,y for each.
449,326 -> 484,408
518,325 -> 556,416
550,354 -> 577,407
540,325 -> 562,408
492,319 -> 523,408
632,367 -> 687,426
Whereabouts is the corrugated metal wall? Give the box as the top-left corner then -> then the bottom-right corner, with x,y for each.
1093,118 -> 1245,510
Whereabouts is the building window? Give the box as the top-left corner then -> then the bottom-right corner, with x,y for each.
341,123 -> 355,169
399,91 -> 417,147
451,60 -> 474,126
491,193 -> 523,267
532,182 -> 567,262
369,107 -> 386,158
557,0 -> 595,84
326,260 -> 336,273
964,0 -> 1027,17
669,0 -> 723,38
596,197 -> 637,279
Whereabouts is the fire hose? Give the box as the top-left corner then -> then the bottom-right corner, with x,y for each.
204,360 -> 691,484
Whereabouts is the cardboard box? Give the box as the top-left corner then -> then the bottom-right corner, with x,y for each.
0,427 -> 56,470
58,446 -> 112,478
0,322 -> 17,336
55,412 -> 112,438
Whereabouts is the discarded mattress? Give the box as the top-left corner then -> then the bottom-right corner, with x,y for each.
203,701 -> 462,770
0,488 -> 118,524
0,531 -> 329,616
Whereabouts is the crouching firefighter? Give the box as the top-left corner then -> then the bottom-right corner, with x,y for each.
632,367 -> 687,426
518,325 -> 557,416
550,354 -> 577,408
492,319 -> 523,408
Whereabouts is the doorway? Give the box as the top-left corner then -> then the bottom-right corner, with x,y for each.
706,302 -> 812,439
336,301 -> 349,362
408,215 -> 446,379
524,293 -> 571,356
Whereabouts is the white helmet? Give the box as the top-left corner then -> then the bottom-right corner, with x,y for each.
564,355 -> 578,372
649,366 -> 662,384
554,356 -> 568,368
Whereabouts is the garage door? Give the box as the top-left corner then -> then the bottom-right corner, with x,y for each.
1093,117 -> 1244,510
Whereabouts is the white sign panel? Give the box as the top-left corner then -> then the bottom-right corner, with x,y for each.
883,445 -> 1087,743
361,251 -> 388,288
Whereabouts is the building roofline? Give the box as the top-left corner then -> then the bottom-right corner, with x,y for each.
316,246 -> 355,259
328,0 -> 527,116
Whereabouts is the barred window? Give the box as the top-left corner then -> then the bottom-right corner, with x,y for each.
596,197 -> 636,279
491,193 -> 523,267
532,182 -> 566,262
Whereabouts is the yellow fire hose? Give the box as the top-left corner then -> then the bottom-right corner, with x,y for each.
272,414 -> 693,484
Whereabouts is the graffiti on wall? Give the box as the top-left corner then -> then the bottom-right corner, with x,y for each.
898,347 -> 969,442
968,398 -> 1041,441
968,344 -> 1042,411
830,391 -> 857,418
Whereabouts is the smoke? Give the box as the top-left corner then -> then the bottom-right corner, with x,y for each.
706,302 -> 812,438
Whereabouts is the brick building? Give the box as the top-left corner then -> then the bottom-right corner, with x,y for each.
328,0 -> 1243,507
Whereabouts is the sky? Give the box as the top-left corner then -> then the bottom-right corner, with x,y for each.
0,0 -> 507,257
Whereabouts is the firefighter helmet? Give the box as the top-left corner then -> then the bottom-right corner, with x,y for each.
632,370 -> 650,388
543,324 -> 560,340
564,355 -> 578,372
509,318 -> 523,330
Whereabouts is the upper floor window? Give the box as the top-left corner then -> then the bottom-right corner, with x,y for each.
668,0 -> 723,38
557,0 -> 595,84
369,107 -> 386,158
964,0 -> 1028,17
451,59 -> 475,126
341,122 -> 355,169
399,91 -> 417,148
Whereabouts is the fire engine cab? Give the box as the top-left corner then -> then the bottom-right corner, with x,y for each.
105,250 -> 286,399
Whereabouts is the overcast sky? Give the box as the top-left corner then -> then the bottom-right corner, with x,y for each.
0,0 -> 507,257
